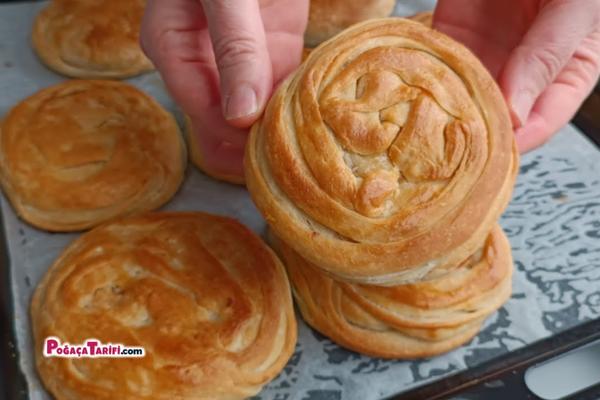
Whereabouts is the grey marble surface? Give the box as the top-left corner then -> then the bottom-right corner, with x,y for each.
1,2 -> 600,400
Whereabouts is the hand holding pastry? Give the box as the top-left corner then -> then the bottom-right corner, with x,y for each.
140,0 -> 309,182
434,0 -> 600,153
245,18 -> 518,284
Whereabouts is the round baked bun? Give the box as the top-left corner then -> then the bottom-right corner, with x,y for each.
31,212 -> 297,400
246,18 -> 518,285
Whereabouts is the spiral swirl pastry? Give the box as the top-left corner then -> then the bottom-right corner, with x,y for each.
32,0 -> 153,78
246,18 -> 518,284
31,212 -> 297,400
0,80 -> 186,231
271,225 -> 512,358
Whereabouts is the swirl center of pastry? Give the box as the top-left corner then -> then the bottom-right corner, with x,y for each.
310,47 -> 480,218
63,221 -> 261,359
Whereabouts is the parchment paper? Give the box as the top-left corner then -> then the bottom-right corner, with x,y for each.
1,2 -> 600,399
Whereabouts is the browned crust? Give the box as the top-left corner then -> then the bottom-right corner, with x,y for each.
0,80 -> 186,231
31,211 -> 297,400
245,18 -> 519,285
305,0 -> 396,46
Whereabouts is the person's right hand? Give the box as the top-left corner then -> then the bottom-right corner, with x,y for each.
141,0 -> 309,181
434,0 -> 600,153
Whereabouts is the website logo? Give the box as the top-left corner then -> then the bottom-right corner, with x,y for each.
43,337 -> 145,358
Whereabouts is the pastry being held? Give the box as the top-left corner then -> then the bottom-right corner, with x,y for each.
141,0 -> 597,187
246,18 -> 518,284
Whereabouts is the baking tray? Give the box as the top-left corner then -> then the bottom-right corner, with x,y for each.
2,1 -> 600,399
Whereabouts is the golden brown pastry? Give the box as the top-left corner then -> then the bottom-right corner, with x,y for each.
245,18 -> 518,285
184,115 -> 246,185
0,80 -> 186,231
272,225 -> 512,359
305,0 -> 396,46
32,0 -> 153,79
31,212 -> 297,400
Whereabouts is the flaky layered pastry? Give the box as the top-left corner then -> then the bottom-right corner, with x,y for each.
272,225 -> 512,359
305,0 -> 396,46
32,0 -> 153,78
31,212 -> 297,400
184,115 -> 246,185
245,18 -> 518,285
0,80 -> 186,231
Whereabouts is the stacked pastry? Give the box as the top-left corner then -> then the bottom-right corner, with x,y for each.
270,227 -> 512,358
246,18 -> 519,358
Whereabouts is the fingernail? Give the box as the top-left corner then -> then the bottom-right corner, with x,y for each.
224,84 -> 257,120
510,90 -> 534,128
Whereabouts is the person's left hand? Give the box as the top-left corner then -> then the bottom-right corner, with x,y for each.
141,0 -> 308,180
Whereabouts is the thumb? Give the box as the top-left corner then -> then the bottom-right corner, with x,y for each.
200,0 -> 272,128
499,1 -> 595,128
